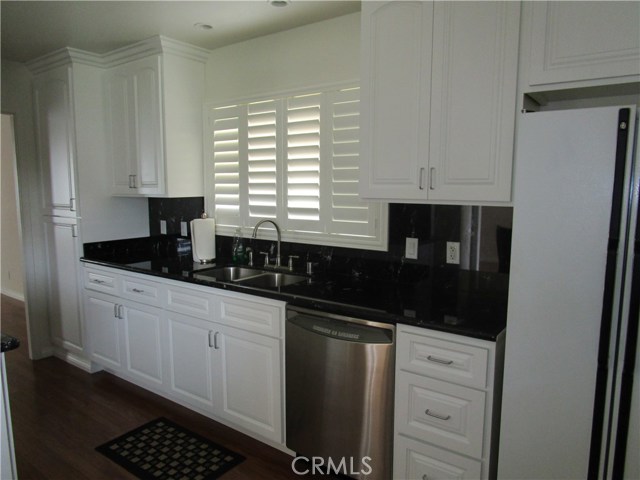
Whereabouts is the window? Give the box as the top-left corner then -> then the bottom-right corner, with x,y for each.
205,85 -> 388,251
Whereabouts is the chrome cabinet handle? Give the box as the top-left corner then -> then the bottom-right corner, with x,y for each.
425,409 -> 451,421
70,197 -> 76,212
71,224 -> 78,238
93,279 -> 106,285
117,304 -> 124,319
426,355 -> 453,365
114,304 -> 119,318
429,167 -> 436,190
132,288 -> 145,294
208,330 -> 214,348
419,168 -> 426,190
129,175 -> 136,189
213,332 -> 220,350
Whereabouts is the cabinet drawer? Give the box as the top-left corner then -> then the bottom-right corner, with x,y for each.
215,293 -> 284,338
394,434 -> 482,480
121,275 -> 162,306
84,268 -> 119,294
166,285 -> 214,320
396,370 -> 485,459
397,330 -> 489,388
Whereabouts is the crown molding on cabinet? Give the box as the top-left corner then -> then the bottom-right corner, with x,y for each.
26,35 -> 210,74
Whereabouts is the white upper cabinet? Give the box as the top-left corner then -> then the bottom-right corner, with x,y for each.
528,1 -> 640,87
106,57 -> 163,195
33,65 -> 78,217
359,1 -> 520,204
104,37 -> 208,197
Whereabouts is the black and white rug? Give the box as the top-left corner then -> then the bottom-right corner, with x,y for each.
96,417 -> 245,480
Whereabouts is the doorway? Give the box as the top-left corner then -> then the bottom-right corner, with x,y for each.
1,114 -> 25,301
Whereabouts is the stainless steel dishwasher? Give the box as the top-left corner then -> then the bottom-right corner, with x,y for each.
285,305 -> 395,480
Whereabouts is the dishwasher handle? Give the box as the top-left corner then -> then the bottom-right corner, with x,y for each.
288,312 -> 393,344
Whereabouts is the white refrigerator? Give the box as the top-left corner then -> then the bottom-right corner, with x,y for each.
499,105 -> 640,479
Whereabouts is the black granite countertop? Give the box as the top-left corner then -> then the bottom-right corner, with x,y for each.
81,253 -> 508,341
1,334 -> 20,353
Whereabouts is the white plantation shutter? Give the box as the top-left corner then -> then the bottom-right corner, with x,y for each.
206,84 -> 387,251
210,105 -> 243,227
327,88 -> 377,237
247,100 -> 279,220
285,93 -> 322,231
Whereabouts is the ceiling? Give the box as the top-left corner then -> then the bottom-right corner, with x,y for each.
1,1 -> 361,63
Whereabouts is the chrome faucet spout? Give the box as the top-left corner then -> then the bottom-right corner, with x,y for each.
251,219 -> 282,267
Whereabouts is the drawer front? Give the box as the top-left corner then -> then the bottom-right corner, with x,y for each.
396,371 -> 486,459
84,268 -> 119,294
121,276 -> 162,306
215,293 -> 284,338
394,434 -> 483,480
166,285 -> 214,320
398,330 -> 489,388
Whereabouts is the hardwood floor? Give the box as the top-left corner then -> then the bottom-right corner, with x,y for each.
0,294 -> 321,480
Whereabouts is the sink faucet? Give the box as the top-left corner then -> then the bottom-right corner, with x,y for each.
251,219 -> 282,268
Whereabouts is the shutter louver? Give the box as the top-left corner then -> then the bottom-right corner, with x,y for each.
247,100 -> 279,220
286,93 -> 322,229
329,88 -> 374,236
211,106 -> 241,226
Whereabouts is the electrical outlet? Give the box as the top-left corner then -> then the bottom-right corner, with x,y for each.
405,237 -> 419,260
446,241 -> 460,264
180,221 -> 188,237
160,220 -> 167,235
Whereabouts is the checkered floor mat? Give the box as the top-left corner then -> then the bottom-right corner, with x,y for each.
96,417 -> 245,480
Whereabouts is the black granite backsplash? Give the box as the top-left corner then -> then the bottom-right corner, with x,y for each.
148,197 -> 205,236
140,198 -> 512,284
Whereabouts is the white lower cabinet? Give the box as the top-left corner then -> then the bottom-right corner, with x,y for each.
166,312 -> 215,412
395,435 -> 482,480
84,292 -> 122,371
83,264 -> 285,447
213,324 -> 282,443
121,301 -> 164,389
394,325 -> 505,480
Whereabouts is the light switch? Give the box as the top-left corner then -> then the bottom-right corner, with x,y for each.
180,221 -> 188,237
160,220 -> 167,235
405,237 -> 418,260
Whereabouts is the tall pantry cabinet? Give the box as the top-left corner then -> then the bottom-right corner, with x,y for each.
29,53 -> 101,362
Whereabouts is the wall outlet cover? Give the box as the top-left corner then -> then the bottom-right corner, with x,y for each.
405,237 -> 419,260
446,241 -> 460,264
180,221 -> 188,237
160,220 -> 167,235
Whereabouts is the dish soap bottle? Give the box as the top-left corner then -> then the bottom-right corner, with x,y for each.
231,227 -> 245,264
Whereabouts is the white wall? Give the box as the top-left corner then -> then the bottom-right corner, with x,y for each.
1,115 -> 25,300
205,12 -> 360,103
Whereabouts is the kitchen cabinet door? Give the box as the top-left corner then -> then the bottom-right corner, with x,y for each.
105,56 -> 164,196
121,300 -> 165,389
212,325 -> 283,443
359,1 -> 519,204
359,1 -> 433,200
84,291 -> 122,371
428,1 -> 519,202
43,216 -> 84,355
528,2 -> 640,87
166,312 -> 215,413
33,65 -> 78,217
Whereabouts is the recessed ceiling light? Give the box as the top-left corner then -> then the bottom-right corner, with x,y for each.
269,0 -> 290,6
193,23 -> 213,30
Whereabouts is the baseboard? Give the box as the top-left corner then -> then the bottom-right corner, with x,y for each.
0,289 -> 24,302
52,347 -> 103,373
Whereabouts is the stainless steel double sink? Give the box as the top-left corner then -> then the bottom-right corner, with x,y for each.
195,266 -> 307,288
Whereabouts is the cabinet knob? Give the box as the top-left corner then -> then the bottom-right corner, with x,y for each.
426,355 -> 453,365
